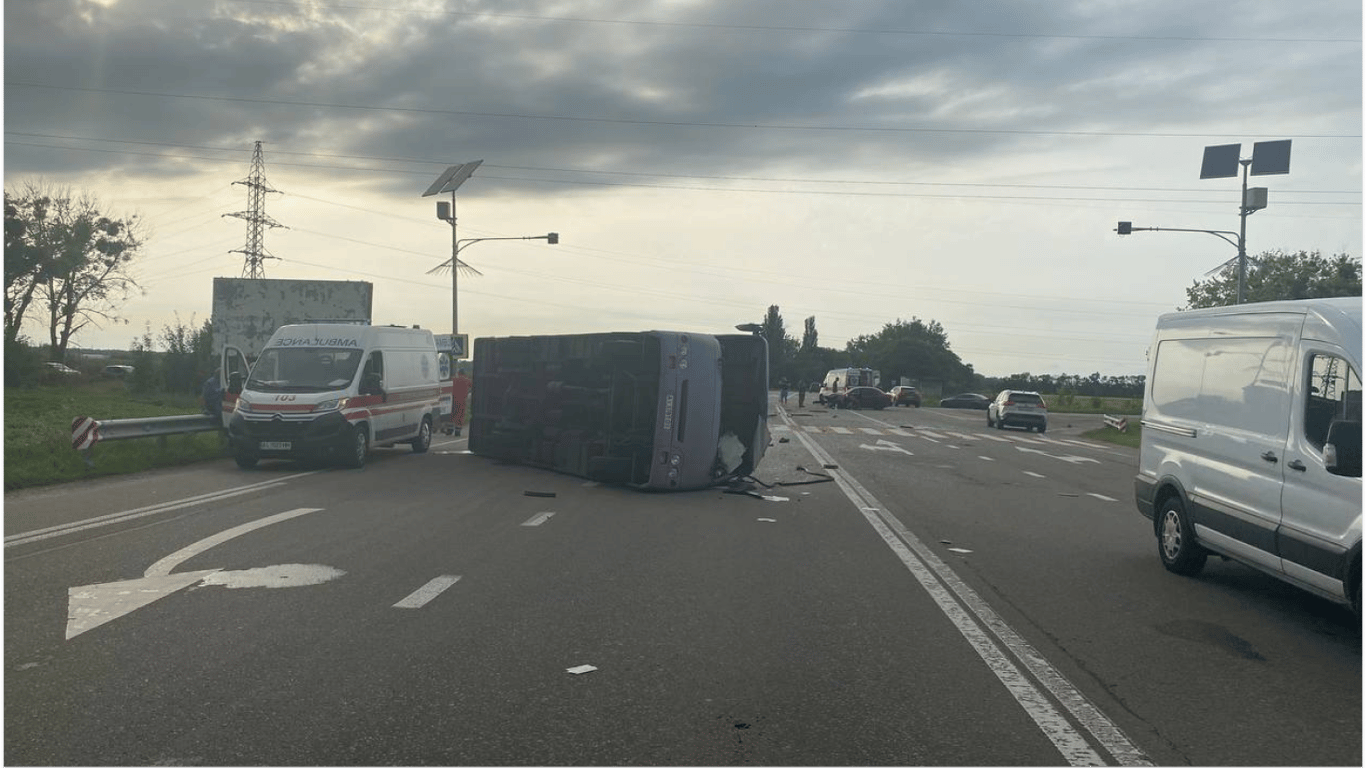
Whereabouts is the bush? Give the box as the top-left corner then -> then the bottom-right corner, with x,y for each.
4,337 -> 45,387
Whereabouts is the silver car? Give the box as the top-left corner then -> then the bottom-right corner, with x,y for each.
987,390 -> 1048,432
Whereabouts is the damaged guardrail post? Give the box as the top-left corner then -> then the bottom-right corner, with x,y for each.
1102,414 -> 1129,432
70,414 -> 223,467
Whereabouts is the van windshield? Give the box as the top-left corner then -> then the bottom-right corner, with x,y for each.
247,348 -> 364,392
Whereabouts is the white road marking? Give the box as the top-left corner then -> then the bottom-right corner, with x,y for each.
886,428 -> 911,436
6,475 -> 318,548
918,430 -> 947,439
978,434 -> 1011,442
1023,471 -> 1047,479
859,427 -> 883,434
779,410 -> 1150,767
829,426 -> 853,434
979,456 -> 995,461
66,507 -> 326,640
1088,493 -> 1118,502
771,424 -> 791,432
803,425 -> 822,432
1016,446 -> 1101,465
393,575 -> 462,609
145,507 -> 323,578
945,432 -> 978,441
521,512 -> 556,527
859,439 -> 914,456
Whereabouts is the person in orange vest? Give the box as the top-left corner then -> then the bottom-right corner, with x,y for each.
449,366 -> 473,436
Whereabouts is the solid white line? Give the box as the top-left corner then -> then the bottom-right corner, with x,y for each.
780,410 -> 1150,767
393,575 -> 462,609
5,474 -> 317,547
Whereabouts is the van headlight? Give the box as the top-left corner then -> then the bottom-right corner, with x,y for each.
235,399 -> 254,413
314,398 -> 348,413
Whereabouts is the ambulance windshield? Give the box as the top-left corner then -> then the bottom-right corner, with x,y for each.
247,348 -> 365,392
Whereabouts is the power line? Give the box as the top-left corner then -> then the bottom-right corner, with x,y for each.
7,82 -> 1359,140
225,0 -> 1364,44
6,139 -> 1359,208
8,130 -> 1355,194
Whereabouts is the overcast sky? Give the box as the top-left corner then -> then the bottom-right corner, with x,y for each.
5,0 -> 1361,378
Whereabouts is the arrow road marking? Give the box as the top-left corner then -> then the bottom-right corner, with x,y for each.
859,440 -> 914,456
1015,446 -> 1100,465
66,507 -> 325,640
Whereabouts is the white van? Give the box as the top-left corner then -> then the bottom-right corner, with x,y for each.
226,324 -> 446,469
1135,298 -> 1362,615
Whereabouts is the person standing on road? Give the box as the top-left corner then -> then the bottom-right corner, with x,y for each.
201,371 -> 223,422
797,381 -> 807,408
779,378 -> 790,405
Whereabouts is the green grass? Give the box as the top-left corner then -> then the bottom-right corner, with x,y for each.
4,379 -> 227,491
1081,423 -> 1142,449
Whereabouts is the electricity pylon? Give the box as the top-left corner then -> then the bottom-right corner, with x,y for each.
224,141 -> 286,278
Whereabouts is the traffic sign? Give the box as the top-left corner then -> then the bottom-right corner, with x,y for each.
435,333 -> 469,358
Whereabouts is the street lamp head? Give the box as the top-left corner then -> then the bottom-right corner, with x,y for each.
1116,221 -> 1132,235
436,201 -> 452,221
547,232 -> 559,245
735,323 -> 763,334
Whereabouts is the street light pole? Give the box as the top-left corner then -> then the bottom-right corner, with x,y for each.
450,190 -> 459,337
424,231 -> 560,342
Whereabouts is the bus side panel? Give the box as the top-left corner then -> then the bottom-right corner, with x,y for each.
470,333 -> 664,485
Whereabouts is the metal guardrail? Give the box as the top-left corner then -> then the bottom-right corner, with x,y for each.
72,414 -> 222,466
1102,414 -> 1130,432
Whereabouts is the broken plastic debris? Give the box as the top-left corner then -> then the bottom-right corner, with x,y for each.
566,665 -> 597,675
716,432 -> 745,473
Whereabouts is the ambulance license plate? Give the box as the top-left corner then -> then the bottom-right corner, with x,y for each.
259,441 -> 291,451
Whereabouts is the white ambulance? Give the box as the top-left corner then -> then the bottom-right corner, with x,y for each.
226,323 -> 447,469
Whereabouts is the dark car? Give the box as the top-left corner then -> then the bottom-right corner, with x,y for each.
830,386 -> 892,410
889,385 -> 921,407
938,392 -> 990,410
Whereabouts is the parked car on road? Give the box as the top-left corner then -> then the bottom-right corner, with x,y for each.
938,392 -> 989,410
43,362 -> 79,376
102,364 -> 135,378
889,385 -> 921,407
988,390 -> 1048,432
830,386 -> 892,410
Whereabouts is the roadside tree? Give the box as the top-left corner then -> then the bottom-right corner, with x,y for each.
4,181 -> 144,360
1185,249 -> 1360,309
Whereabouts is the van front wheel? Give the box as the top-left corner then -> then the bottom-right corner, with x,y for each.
1158,496 -> 1206,576
410,417 -> 432,454
343,425 -> 369,469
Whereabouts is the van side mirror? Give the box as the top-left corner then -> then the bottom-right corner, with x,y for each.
228,371 -> 243,395
362,371 -> 386,400
1323,420 -> 1361,477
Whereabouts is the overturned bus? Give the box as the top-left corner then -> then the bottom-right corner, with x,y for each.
469,330 -> 769,490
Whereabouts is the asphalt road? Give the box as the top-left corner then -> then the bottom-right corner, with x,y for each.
4,398 -> 1360,765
